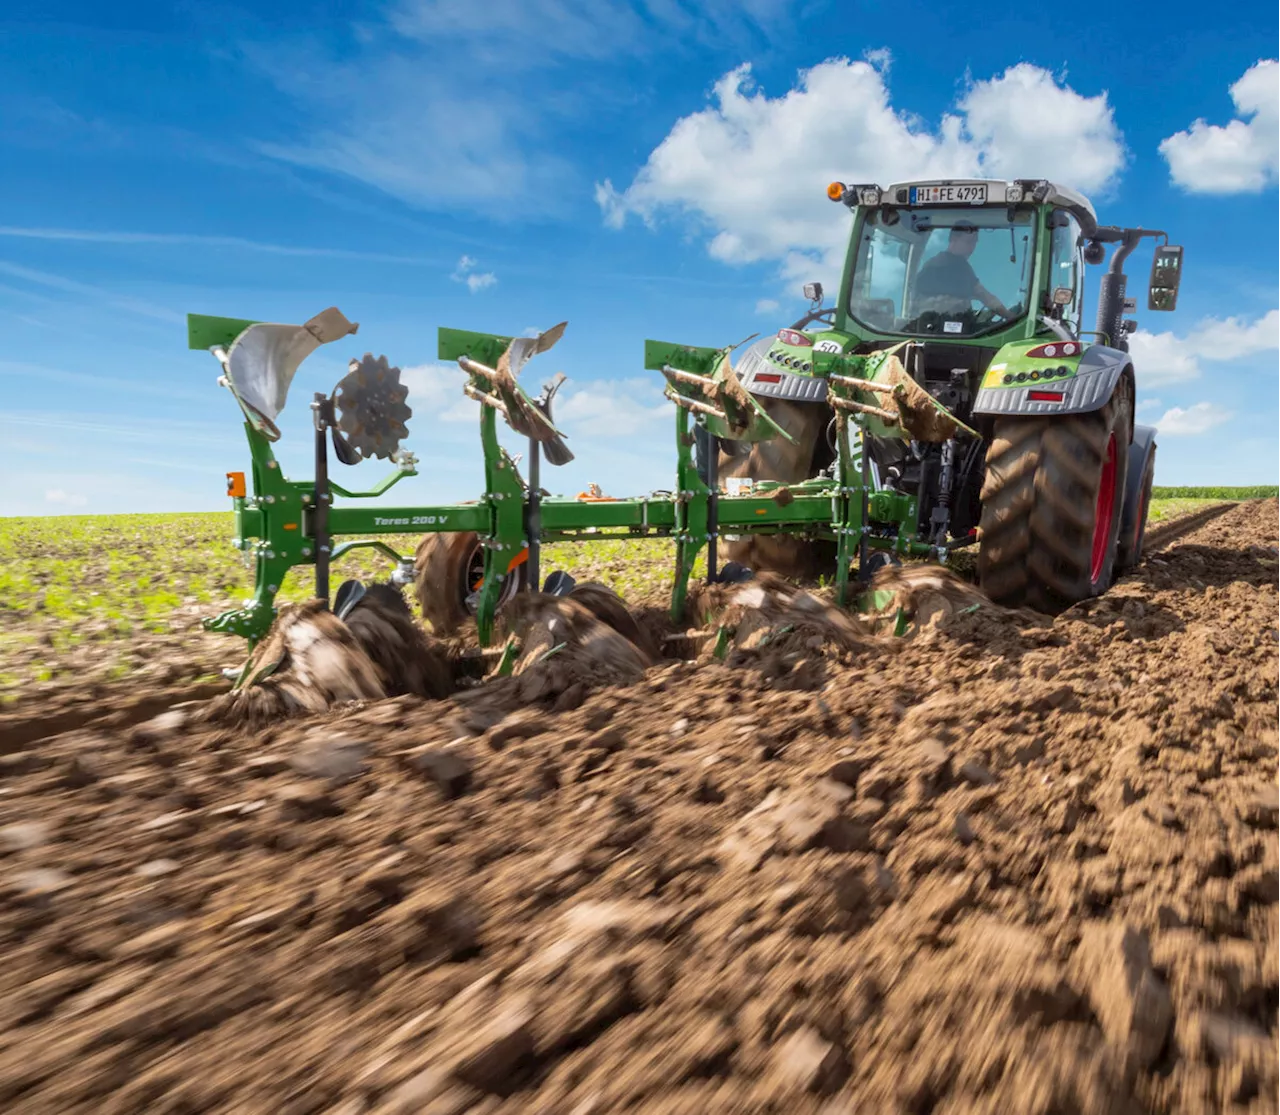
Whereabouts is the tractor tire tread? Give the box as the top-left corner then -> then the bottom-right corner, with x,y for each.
979,389 -> 1131,613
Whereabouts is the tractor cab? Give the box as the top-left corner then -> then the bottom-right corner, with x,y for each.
836,179 -> 1098,353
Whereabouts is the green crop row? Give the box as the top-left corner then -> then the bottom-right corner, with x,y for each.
1150,486 -> 1278,500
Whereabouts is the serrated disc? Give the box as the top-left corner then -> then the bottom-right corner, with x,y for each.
334,354 -> 413,460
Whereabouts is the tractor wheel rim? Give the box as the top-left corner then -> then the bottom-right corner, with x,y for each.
464,543 -> 520,613
1091,433 -> 1118,584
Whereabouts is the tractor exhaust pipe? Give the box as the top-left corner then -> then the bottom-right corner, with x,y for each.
1093,226 -> 1167,352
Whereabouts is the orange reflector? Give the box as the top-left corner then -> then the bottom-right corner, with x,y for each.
826,181 -> 845,201
226,471 -> 246,498
283,523 -> 298,531
756,509 -> 767,515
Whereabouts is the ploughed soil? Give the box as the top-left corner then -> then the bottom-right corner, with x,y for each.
1,501 -> 1276,1114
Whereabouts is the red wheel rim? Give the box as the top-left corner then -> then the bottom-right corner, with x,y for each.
1090,433 -> 1118,584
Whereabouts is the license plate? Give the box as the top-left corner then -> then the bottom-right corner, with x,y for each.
909,183 -> 988,205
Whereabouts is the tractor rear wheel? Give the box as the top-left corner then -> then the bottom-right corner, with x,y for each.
414,531 -> 525,636
978,388 -> 1132,613
717,397 -> 832,578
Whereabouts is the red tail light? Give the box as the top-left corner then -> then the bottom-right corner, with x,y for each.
776,329 -> 812,347
1025,341 -> 1080,359
753,372 -> 783,383
1028,390 -> 1065,402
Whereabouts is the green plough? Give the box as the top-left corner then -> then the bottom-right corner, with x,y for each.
190,309 -> 937,659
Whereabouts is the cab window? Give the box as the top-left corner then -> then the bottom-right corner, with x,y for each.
1048,212 -> 1083,333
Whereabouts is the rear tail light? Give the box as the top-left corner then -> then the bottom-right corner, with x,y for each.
1026,341 -> 1080,359
776,329 -> 812,347
753,372 -> 782,384
1028,390 -> 1065,402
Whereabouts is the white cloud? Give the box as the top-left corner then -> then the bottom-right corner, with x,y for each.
249,0 -> 795,213
451,255 -> 497,293
863,47 -> 892,73
1160,60 -> 1279,193
0,225 -> 440,266
400,363 -> 477,423
44,488 -> 88,508
1127,329 -> 1202,386
1130,309 -> 1278,386
387,0 -> 793,62
555,378 -> 670,438
253,50 -> 571,212
958,64 -> 1127,193
755,298 -> 780,314
1185,309 -> 1280,360
596,56 -> 1125,283
1153,402 -> 1233,436
594,180 -> 630,231
388,0 -> 644,62
0,260 -> 181,323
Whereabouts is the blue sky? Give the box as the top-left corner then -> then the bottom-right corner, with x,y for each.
1,0 -> 1276,516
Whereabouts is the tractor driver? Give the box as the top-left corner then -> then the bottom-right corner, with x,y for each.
913,221 -> 1011,319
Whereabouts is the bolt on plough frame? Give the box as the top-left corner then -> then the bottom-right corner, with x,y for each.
189,311 -> 957,655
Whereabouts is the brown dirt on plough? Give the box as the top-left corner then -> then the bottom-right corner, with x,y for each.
1,501 -> 1276,1114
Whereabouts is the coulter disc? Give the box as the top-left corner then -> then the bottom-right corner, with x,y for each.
334,354 -> 413,461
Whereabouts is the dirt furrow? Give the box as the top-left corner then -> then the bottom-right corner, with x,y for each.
1145,502 -> 1237,553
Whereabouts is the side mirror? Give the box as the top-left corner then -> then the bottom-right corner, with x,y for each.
803,282 -> 823,305
1082,241 -> 1106,265
1148,245 -> 1183,312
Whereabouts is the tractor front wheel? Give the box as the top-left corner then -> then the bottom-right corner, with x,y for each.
414,532 -> 526,636
978,388 -> 1132,613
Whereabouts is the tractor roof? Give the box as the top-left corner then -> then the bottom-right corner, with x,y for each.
883,178 -> 1098,236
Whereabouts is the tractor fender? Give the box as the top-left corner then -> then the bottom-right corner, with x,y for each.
972,343 -> 1131,419
1118,423 -> 1157,550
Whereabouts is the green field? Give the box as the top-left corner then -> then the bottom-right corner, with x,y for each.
0,490 -> 1267,698
1151,486 -> 1278,500
1145,498 -> 1224,523
0,512 -> 702,697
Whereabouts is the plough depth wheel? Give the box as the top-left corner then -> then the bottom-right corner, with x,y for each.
414,531 -> 526,636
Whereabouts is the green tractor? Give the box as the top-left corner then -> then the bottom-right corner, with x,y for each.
710,177 -> 1182,612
